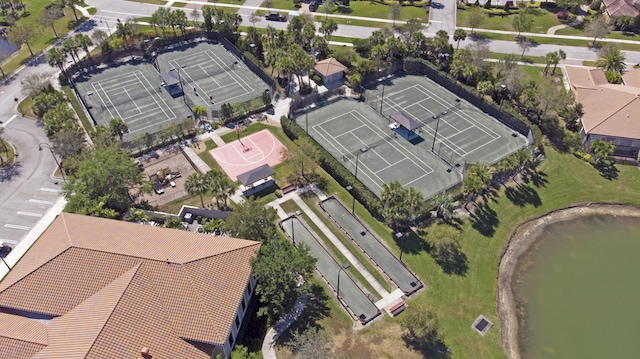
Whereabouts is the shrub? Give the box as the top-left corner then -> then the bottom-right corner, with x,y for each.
590,0 -> 602,11
557,11 -> 568,20
274,189 -> 283,198
312,74 -> 323,85
605,71 -> 623,84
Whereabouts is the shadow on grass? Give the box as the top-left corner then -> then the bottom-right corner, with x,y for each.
521,169 -> 548,188
401,334 -> 451,359
469,202 -> 499,237
505,183 -> 542,207
434,249 -> 468,276
396,229 -> 425,257
276,283 -> 331,344
594,162 -> 619,180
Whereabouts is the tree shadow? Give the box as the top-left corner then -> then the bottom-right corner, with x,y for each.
434,249 -> 468,276
594,162 -> 619,180
521,169 -> 548,188
505,184 -> 542,207
276,283 -> 331,343
469,202 -> 499,237
401,333 -> 451,359
0,161 -> 23,182
396,229 -> 425,256
336,5 -> 353,14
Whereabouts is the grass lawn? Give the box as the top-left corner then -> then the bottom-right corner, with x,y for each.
272,143 -> 640,358
457,7 -> 562,34
62,85 -> 93,135
1,6 -> 77,76
125,0 -> 166,5
172,2 -> 188,7
472,31 -> 640,52
0,139 -> 16,167
17,97 -> 35,118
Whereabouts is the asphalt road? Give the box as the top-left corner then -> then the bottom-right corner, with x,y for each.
0,116 -> 63,248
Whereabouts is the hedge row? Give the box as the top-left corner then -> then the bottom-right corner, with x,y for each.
281,116 -> 383,218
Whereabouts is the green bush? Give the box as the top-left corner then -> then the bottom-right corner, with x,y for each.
274,189 -> 283,198
312,74 -> 323,85
281,116 -> 382,218
590,0 -> 602,11
605,71 -> 623,84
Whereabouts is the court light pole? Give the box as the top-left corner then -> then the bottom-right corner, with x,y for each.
38,143 -> 65,182
100,18 -> 112,37
337,263 -> 350,300
346,185 -> 355,215
354,147 -> 368,180
378,79 -> 385,115
431,115 -> 441,153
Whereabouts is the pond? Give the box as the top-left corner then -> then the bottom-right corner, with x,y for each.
0,34 -> 18,61
514,215 -> 640,358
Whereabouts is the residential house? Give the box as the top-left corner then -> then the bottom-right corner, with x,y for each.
565,66 -> 640,159
601,0 -> 640,22
0,213 -> 260,359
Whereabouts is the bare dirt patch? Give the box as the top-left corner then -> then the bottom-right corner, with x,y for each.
497,203 -> 640,359
134,147 -> 199,207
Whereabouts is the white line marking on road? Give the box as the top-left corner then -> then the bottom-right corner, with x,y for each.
4,224 -> 31,230
29,199 -> 54,205
3,115 -> 17,126
0,239 -> 18,244
40,188 -> 60,192
17,211 -> 43,217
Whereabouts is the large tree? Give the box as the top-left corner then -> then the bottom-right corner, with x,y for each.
280,137 -> 318,180
109,118 -> 129,141
251,238 -> 316,325
512,10 -> 533,37
399,302 -> 447,354
9,23 -> 40,56
590,139 -> 616,163
287,326 -> 334,359
467,7 -> 486,34
319,18 -> 338,42
425,223 -> 462,261
389,3 -> 402,28
62,147 -> 145,217
225,196 -> 278,242
185,172 -> 209,207
39,6 -> 64,38
586,15 -> 612,45
453,28 -> 467,50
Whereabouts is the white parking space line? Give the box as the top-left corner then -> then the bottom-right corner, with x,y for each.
40,188 -> 60,192
17,211 -> 43,217
29,199 -> 54,205
0,239 -> 18,244
4,224 -> 31,230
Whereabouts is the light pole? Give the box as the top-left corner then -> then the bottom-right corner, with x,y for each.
354,147 -> 368,180
337,263 -> 350,300
499,84 -> 507,111
170,66 -> 186,103
378,79 -> 385,115
39,143 -> 65,182
346,185 -> 355,215
431,115 -> 441,153
100,18 -> 112,37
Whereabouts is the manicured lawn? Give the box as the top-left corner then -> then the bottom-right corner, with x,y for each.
62,86 -> 93,135
0,139 -> 16,167
265,0 -> 299,11
1,5 -> 77,76
219,122 -> 274,143
126,0 -> 166,5
272,141 -> 640,358
457,7 -> 562,33
472,31 -> 640,52
17,97 -> 35,118
172,2 -> 188,7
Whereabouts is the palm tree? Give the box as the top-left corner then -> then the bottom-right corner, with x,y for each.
590,139 -> 616,163
453,29 -> 467,50
264,25 -> 277,47
185,172 -> 210,207
116,21 -> 133,46
46,47 -> 66,75
64,0 -> 80,20
431,193 -> 456,222
462,173 -> 483,204
109,118 -> 128,141
544,51 -> 558,76
62,38 -> 79,65
595,44 -> 626,74
469,161 -> 494,187
319,18 -> 338,42
75,33 -> 93,60
553,49 -> 566,75
389,3 -> 401,28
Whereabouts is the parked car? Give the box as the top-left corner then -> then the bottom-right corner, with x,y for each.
265,12 -> 286,21
309,1 -> 318,11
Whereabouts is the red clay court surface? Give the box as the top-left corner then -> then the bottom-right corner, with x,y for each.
210,129 -> 285,181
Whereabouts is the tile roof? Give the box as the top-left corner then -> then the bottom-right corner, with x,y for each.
314,57 -> 347,77
565,66 -> 640,138
623,67 -> 640,87
0,213 -> 260,359
603,0 -> 640,18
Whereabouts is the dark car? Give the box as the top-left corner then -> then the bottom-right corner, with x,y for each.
309,1 -> 318,11
265,12 -> 286,21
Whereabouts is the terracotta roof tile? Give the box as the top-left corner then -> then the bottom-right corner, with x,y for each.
0,213 -> 261,359
0,313 -> 48,345
314,58 -> 347,77
0,337 -> 46,359
623,67 -> 640,87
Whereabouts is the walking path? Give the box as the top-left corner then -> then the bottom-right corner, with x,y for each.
261,294 -> 308,359
546,5 -> 589,35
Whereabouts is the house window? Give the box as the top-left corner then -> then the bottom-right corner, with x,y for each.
229,332 -> 234,346
241,297 -> 246,311
235,315 -> 240,328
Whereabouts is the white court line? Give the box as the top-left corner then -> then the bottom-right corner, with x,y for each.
4,224 -> 31,230
91,82 -> 116,119
205,49 -> 253,93
40,188 -> 60,192
17,211 -> 43,217
351,109 -> 435,175
98,82 -> 124,120
122,86 -> 142,114
0,239 -> 18,245
134,70 -> 175,120
29,199 -> 54,205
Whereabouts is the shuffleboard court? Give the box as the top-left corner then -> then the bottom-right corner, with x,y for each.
75,61 -> 192,141
320,197 -> 423,296
156,42 -> 271,110
210,129 -> 285,181
280,217 -> 380,325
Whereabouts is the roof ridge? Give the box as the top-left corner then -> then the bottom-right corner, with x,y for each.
84,263 -> 143,357
0,248 -> 73,299
182,240 -> 260,265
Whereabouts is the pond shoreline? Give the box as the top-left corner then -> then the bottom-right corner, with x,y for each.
496,203 -> 640,359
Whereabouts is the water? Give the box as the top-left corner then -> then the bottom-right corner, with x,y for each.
0,35 -> 18,61
514,215 -> 640,359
